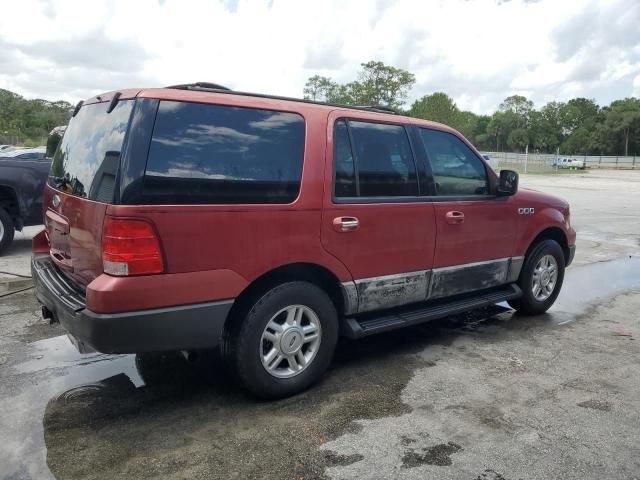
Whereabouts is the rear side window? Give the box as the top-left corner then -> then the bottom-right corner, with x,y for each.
49,100 -> 134,202
143,101 -> 305,204
333,120 -> 418,198
419,128 -> 488,196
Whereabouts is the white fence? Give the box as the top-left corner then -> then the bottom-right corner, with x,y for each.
481,151 -> 639,173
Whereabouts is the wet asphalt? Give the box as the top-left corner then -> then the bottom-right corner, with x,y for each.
1,170 -> 639,480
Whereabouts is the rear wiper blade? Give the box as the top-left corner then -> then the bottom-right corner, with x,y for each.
107,92 -> 121,113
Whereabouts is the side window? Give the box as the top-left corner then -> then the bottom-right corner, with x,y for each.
333,120 -> 357,197
419,128 -> 488,196
143,101 -> 305,204
333,120 -> 419,198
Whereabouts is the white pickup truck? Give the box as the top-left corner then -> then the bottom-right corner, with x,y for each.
552,157 -> 586,169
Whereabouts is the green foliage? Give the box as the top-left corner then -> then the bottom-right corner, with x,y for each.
303,61 -> 415,109
305,62 -> 640,155
0,88 -> 72,146
408,92 -> 459,126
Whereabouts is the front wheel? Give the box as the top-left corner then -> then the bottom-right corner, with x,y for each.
508,239 -> 565,315
225,281 -> 338,399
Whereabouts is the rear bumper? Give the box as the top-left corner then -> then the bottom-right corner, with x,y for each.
31,255 -> 233,354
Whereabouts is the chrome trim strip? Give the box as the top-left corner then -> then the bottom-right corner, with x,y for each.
506,256 -> 525,283
342,257 -> 523,315
340,281 -> 359,316
355,270 -> 431,314
429,258 -> 510,299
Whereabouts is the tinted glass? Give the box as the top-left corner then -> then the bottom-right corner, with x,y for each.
49,100 -> 134,202
143,101 -> 305,204
348,121 -> 418,197
333,120 -> 357,197
419,128 -> 488,196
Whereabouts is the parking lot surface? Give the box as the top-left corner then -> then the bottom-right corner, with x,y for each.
1,170 -> 639,480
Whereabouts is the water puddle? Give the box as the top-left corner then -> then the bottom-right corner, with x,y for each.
0,336 -> 144,479
548,255 -> 640,324
0,256 -> 638,478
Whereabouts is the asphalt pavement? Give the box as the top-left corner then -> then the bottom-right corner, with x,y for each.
1,170 -> 639,480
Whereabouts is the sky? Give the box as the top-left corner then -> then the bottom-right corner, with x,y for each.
0,0 -> 638,114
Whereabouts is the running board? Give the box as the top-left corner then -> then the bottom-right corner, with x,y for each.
342,284 -> 522,339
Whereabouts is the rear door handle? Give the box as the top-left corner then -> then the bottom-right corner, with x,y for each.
333,216 -> 359,232
445,211 -> 465,225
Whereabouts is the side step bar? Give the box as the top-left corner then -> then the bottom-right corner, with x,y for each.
342,284 -> 522,339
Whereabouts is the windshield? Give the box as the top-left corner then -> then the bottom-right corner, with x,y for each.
49,100 -> 134,202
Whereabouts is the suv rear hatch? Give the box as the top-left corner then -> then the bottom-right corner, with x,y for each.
45,96 -> 135,287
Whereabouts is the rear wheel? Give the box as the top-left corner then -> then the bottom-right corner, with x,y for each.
224,281 -> 338,399
508,239 -> 565,315
0,208 -> 15,255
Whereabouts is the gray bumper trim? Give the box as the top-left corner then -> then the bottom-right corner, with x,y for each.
32,255 -> 233,354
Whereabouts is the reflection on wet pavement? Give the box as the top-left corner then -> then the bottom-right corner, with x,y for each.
547,255 -> 640,323
0,256 -> 638,479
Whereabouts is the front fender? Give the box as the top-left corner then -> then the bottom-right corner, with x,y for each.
515,206 -> 573,256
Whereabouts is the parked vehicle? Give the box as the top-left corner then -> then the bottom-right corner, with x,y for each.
552,157 -> 586,169
0,145 -> 14,151
0,147 -> 51,254
32,84 -> 576,398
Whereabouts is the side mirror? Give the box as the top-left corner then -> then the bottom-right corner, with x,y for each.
497,169 -> 518,196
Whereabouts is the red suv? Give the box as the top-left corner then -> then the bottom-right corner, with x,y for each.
32,83 -> 576,398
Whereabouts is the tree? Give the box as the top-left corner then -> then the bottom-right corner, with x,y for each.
0,88 -> 72,146
602,98 -> 640,156
560,98 -> 599,134
303,61 -> 415,109
408,92 -> 459,125
508,128 -> 529,152
355,61 -> 415,109
499,95 -> 534,124
303,75 -> 334,101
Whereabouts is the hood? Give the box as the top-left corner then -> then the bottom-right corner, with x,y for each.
517,187 -> 569,211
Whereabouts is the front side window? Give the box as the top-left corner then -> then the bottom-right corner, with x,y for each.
419,128 -> 488,196
333,120 -> 418,198
143,101 -> 305,204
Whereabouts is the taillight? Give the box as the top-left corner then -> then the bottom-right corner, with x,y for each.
102,217 -> 164,276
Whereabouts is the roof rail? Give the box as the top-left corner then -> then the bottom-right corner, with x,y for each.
162,84 -> 400,116
166,82 -> 231,92
353,105 -> 398,114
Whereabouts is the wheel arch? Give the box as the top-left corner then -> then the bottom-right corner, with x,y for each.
0,184 -> 20,220
225,262 -> 347,332
525,227 -> 570,265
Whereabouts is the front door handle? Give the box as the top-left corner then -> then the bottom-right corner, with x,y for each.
333,216 -> 359,232
445,211 -> 465,225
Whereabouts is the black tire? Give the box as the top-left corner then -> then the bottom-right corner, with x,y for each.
224,281 -> 338,399
0,208 -> 15,255
508,239 -> 565,315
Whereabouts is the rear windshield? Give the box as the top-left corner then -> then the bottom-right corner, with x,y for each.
49,100 -> 134,202
141,101 -> 305,204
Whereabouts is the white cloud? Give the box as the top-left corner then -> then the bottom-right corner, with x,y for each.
0,0 -> 638,113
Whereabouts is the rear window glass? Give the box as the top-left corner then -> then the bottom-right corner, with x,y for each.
142,101 -> 305,204
49,100 -> 134,202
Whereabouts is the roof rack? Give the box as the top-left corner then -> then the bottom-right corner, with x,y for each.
353,105 -> 397,114
166,82 -> 232,91
163,83 -> 398,115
